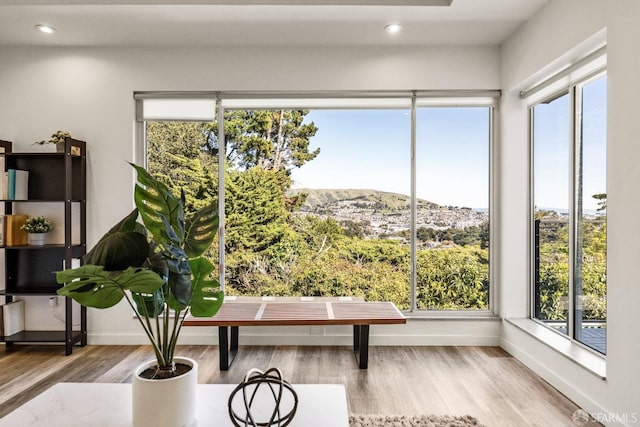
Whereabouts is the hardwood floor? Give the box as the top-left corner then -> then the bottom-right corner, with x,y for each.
0,344 -> 600,426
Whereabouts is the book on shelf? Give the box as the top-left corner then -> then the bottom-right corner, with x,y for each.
7,169 -> 28,200
0,155 -> 5,200
4,214 -> 28,246
14,169 -> 28,200
2,300 -> 25,337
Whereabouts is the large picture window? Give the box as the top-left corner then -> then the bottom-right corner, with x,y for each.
531,73 -> 607,354
137,93 -> 495,314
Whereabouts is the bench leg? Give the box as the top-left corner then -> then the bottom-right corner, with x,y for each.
218,326 -> 239,371
353,325 -> 370,369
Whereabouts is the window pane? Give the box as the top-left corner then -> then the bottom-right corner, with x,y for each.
415,107 -> 490,310
533,93 -> 570,333
145,120 -> 220,278
223,109 -> 411,308
576,76 -> 607,354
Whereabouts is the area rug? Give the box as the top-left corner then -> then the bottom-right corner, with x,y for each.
349,414 -> 485,427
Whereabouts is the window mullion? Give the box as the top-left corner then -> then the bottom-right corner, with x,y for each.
573,83 -> 585,342
528,106 -> 536,319
218,99 -> 226,292
410,93 -> 417,312
567,85 -> 579,340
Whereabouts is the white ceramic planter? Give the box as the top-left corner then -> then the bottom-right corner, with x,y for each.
28,233 -> 47,246
132,357 -> 198,427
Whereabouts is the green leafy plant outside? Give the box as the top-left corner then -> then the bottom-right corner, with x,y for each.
56,164 -> 223,377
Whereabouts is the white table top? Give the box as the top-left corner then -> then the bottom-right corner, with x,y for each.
0,383 -> 349,427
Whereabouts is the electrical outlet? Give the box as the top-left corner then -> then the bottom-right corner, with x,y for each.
309,326 -> 324,336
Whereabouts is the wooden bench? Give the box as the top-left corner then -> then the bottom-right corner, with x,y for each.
183,297 -> 406,370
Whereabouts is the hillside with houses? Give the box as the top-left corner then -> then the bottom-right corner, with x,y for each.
290,188 -> 488,239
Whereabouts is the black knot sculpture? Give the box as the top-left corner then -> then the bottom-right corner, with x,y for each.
228,367 -> 298,427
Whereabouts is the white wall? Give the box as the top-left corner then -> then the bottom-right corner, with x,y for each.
0,44 -> 501,344
500,0 -> 640,424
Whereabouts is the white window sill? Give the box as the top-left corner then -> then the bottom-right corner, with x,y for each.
405,311 -> 501,321
505,318 -> 606,380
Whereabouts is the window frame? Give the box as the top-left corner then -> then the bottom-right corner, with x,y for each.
528,70 -> 607,354
135,91 -> 498,317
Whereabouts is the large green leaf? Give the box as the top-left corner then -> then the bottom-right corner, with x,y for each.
146,251 -> 169,278
167,271 -> 192,309
56,266 -> 164,309
189,257 -> 224,317
84,209 -> 149,270
184,203 -> 219,258
131,163 -> 185,247
164,245 -> 191,275
84,231 -> 150,271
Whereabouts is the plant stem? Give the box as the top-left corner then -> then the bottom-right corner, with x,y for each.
163,302 -> 170,364
168,308 -> 188,363
137,292 -> 155,342
123,292 -> 165,366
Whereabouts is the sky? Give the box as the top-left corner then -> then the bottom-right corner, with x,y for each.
291,77 -> 606,211
291,107 -> 490,209
533,76 -> 607,212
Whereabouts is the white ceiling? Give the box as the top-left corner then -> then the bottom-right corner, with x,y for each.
0,0 -> 549,47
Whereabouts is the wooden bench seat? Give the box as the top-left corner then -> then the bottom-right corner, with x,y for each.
183,297 -> 406,370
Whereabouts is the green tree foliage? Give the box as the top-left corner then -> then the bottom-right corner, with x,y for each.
416,247 -> 489,310
146,121 -> 217,215
417,222 -> 489,249
224,167 -> 298,293
592,193 -> 607,212
217,110 -> 320,172
536,220 -> 606,321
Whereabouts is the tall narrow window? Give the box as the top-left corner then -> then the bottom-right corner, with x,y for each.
139,98 -> 220,280
575,75 -> 607,353
532,91 -> 570,334
531,73 -> 607,354
415,107 -> 491,310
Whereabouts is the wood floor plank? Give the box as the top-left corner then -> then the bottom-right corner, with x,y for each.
0,344 -> 601,426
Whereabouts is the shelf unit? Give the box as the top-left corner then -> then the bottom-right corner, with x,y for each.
0,138 -> 87,355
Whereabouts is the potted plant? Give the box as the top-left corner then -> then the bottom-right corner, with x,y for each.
21,216 -> 53,246
33,130 -> 72,152
55,164 -> 223,427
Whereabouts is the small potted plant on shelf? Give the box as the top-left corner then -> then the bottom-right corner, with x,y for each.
21,216 -> 53,246
33,130 -> 72,153
55,163 -> 223,427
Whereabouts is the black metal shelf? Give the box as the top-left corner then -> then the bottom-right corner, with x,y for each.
0,287 -> 61,296
0,199 -> 85,203
1,244 -> 86,250
4,152 -> 82,159
2,330 -> 85,344
0,138 -> 87,355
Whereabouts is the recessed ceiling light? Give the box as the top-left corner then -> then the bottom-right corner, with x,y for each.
35,25 -> 56,34
385,24 -> 402,34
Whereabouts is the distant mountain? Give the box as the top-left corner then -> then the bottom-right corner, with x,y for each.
289,188 -> 439,211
